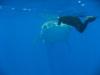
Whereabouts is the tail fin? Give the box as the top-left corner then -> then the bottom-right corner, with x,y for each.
84,16 -> 96,24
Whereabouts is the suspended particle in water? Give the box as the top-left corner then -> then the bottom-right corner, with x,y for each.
22,8 -> 28,11
81,3 -> 85,7
22,8 -> 32,12
78,0 -> 82,3
11,7 -> 15,10
27,8 -> 32,12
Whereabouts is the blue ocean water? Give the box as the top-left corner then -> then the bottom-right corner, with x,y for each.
0,0 -> 100,75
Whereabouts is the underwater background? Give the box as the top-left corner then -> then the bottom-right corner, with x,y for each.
0,0 -> 100,75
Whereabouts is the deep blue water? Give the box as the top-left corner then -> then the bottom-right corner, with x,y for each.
0,0 -> 100,75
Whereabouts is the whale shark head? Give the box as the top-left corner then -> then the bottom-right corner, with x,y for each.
40,20 -> 72,44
